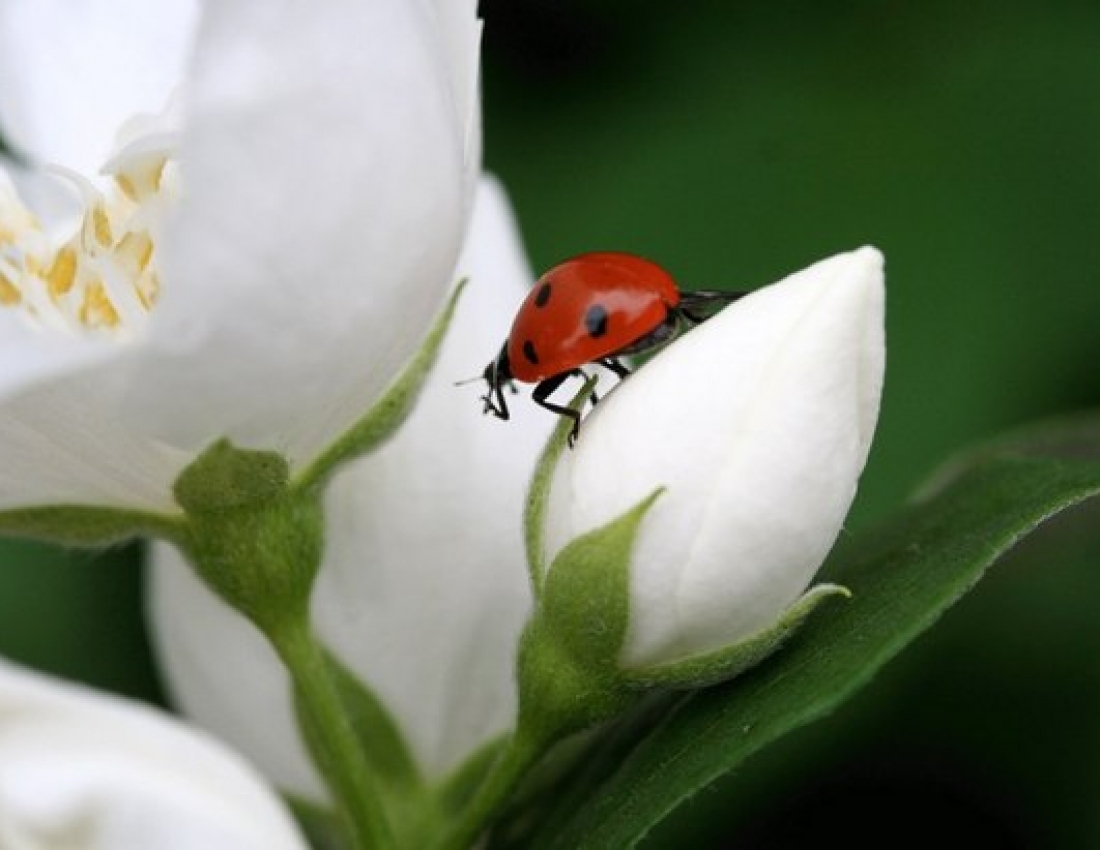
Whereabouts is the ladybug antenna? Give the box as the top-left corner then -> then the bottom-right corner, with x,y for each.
454,375 -> 484,387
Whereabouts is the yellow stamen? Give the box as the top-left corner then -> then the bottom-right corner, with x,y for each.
0,273 -> 21,305
46,247 -> 77,297
115,173 -> 138,202
150,159 -> 167,192
92,206 -> 113,247
79,279 -> 121,328
114,231 -> 154,275
2,144 -> 174,336
135,271 -> 161,310
114,156 -> 168,202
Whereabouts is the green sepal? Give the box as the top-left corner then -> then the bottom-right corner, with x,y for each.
624,583 -> 850,690
176,490 -> 324,632
517,488 -> 663,743
171,439 -> 322,632
295,280 -> 467,494
173,438 -> 289,514
523,376 -> 599,595
0,504 -> 183,546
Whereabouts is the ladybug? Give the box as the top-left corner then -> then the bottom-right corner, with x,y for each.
477,251 -> 745,444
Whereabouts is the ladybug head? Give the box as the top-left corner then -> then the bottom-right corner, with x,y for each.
480,344 -> 512,420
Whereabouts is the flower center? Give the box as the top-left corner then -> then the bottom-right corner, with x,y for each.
0,143 -> 177,338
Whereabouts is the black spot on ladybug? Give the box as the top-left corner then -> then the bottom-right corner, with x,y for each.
585,304 -> 609,338
534,282 -> 552,307
523,340 -> 540,365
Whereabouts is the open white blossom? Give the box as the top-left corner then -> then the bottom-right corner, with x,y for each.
149,178 -> 551,796
543,248 -> 886,669
0,659 -> 306,850
0,0 -> 481,514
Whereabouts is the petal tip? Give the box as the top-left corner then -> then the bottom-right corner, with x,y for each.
824,246 -> 886,320
842,245 -> 885,286
852,243 -> 885,265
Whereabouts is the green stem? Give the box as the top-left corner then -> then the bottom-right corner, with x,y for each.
435,730 -> 546,850
270,615 -> 394,850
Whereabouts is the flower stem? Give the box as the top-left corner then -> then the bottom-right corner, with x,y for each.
435,730 -> 546,850
270,615 -> 394,850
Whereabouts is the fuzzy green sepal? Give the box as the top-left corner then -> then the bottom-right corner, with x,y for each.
295,280 -> 467,494
624,583 -> 851,690
0,503 -> 183,545
523,376 -> 599,596
517,488 -> 663,743
171,439 -> 321,632
173,438 -> 289,514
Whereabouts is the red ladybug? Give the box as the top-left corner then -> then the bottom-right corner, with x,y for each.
478,251 -> 745,443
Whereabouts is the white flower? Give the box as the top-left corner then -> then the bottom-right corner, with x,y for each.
0,0 -> 480,514
0,0 -> 198,174
0,658 -> 306,850
149,178 -> 552,796
542,248 -> 886,669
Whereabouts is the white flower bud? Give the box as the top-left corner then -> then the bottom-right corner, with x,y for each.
542,247 -> 885,670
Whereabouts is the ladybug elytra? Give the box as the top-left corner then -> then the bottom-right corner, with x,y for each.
477,251 -> 745,444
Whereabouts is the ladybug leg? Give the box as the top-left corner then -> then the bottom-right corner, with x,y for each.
482,382 -> 510,420
481,346 -> 514,420
599,357 -> 631,379
483,381 -> 518,415
532,370 -> 588,446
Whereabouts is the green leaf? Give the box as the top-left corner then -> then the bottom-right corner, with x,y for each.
516,447 -> 1100,850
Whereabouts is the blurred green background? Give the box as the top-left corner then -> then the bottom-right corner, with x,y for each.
2,1 -> 1099,847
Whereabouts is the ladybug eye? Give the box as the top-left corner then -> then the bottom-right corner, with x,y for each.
534,282 -> 552,307
522,340 -> 540,365
585,304 -> 609,338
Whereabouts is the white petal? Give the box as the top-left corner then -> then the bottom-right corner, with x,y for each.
0,157 -> 80,227
148,554 -> 325,799
544,248 -> 886,668
0,312 -> 113,409
0,362 -> 187,513
0,0 -> 199,172
315,177 -> 547,777
148,178 -> 548,789
0,237 -> 184,512
0,659 -> 307,850
122,0 -> 473,467
429,0 -> 483,210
